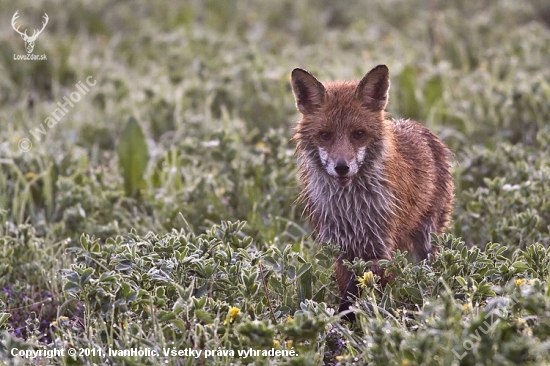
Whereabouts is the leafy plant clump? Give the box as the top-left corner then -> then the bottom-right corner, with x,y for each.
59,221 -> 336,364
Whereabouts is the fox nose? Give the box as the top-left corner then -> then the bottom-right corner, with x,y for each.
334,161 -> 350,176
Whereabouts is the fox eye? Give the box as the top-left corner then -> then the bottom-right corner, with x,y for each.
352,130 -> 365,140
319,132 -> 332,141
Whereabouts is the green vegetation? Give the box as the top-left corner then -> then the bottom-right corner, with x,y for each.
1,0 -> 550,365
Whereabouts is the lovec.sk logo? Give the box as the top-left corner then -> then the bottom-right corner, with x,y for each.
12,10 -> 48,60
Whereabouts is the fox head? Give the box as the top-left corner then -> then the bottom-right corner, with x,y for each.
291,65 -> 391,186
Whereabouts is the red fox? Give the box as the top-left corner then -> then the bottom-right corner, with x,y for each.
290,65 -> 454,316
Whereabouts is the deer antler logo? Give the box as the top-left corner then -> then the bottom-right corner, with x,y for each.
12,11 -> 49,54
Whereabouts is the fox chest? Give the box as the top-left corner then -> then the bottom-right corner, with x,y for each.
308,180 -> 393,260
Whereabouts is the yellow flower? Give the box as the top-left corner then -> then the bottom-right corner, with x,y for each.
224,306 -> 241,325
25,172 -> 37,180
359,271 -> 375,288
515,278 -> 526,287
52,316 -> 69,327
285,340 -> 293,348
335,355 -> 350,361
273,340 -> 280,348
255,141 -> 270,155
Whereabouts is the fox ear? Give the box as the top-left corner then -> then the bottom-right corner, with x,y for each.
356,65 -> 390,111
291,68 -> 327,114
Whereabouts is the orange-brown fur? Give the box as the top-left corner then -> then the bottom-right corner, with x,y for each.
290,65 -> 454,315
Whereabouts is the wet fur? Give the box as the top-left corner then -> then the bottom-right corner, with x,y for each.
291,65 -> 454,316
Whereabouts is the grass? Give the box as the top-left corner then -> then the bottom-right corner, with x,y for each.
1,0 -> 550,365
